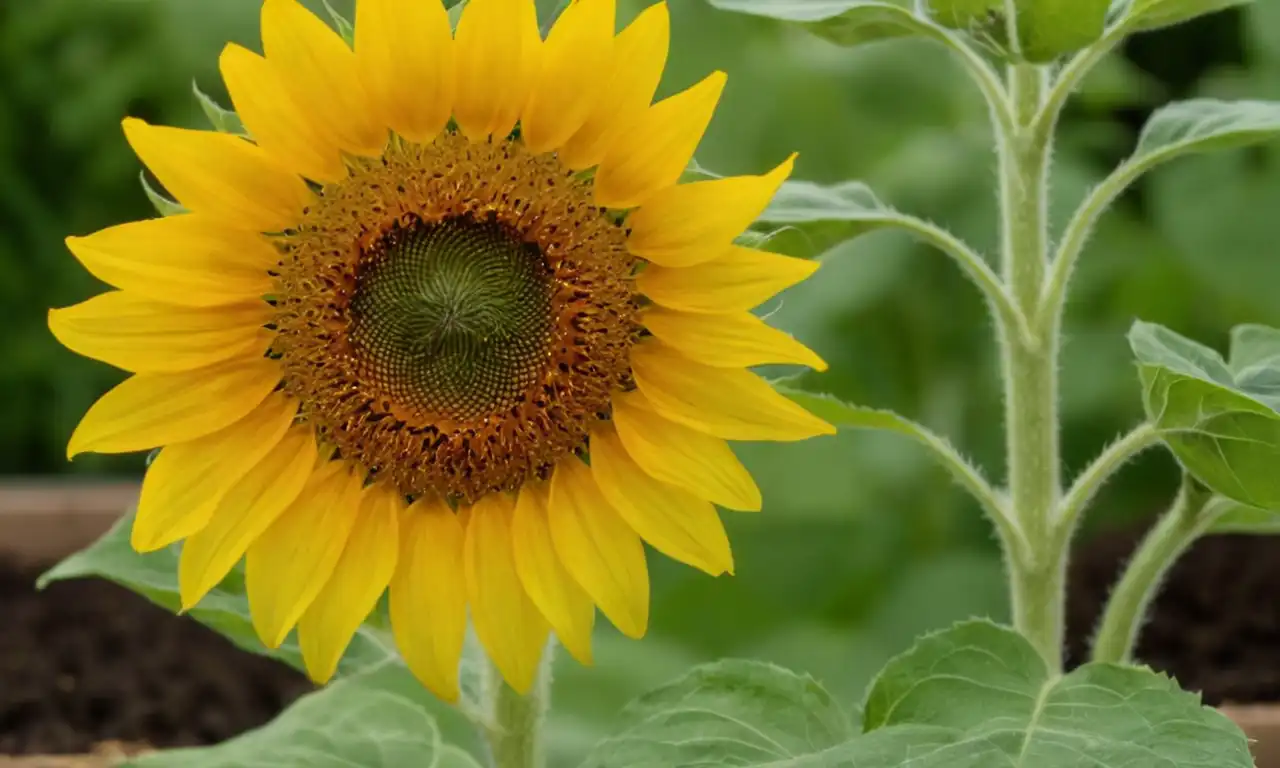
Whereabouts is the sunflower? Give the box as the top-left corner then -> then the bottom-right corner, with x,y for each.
50,0 -> 832,700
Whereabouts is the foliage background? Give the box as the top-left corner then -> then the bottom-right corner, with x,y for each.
1,0 -> 1276,758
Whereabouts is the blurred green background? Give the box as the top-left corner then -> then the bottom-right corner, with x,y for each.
2,0 -> 1277,758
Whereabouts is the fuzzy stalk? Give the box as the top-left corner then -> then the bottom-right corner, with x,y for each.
999,63 -> 1065,671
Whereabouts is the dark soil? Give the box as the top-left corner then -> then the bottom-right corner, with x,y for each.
0,559 -> 311,755
1067,525 -> 1280,704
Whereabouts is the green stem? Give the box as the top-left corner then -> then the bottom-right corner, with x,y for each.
1054,423 -> 1160,534
1000,63 -> 1064,670
1091,480 -> 1211,664
482,646 -> 554,768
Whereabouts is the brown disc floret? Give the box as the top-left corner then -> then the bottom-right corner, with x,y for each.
270,133 -> 639,502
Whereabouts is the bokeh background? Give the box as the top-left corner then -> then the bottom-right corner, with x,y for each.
2,0 -> 1278,757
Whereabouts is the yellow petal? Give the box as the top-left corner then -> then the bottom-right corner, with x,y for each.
68,357 -> 283,458
391,497 -> 467,702
641,307 -> 826,371
548,457 -> 648,638
355,0 -> 454,143
219,43 -> 346,184
637,244 -> 819,313
520,0 -> 615,154
131,391 -> 298,553
627,154 -> 796,267
298,481 -> 402,684
49,292 -> 272,374
590,424 -> 733,576
631,341 -> 834,442
260,0 -> 386,157
560,2 -> 669,170
593,71 -> 724,209
64,215 -> 279,307
246,462 -> 364,648
122,118 -> 310,232
511,482 -> 595,664
179,424 -> 319,609
465,494 -> 549,695
453,0 -> 540,140
612,389 -> 760,511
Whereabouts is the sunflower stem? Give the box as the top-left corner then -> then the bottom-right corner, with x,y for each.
481,642 -> 554,768
999,62 -> 1065,672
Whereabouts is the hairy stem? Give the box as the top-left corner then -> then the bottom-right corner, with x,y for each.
1055,423 -> 1160,534
1000,63 -> 1064,670
482,646 -> 553,768
1091,481 -> 1212,664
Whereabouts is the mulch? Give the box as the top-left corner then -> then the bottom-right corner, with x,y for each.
1067,525 -> 1280,703
0,560 -> 311,756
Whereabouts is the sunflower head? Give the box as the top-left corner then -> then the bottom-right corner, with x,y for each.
50,0 -> 832,700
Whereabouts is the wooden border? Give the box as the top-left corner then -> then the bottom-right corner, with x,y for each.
0,481 -> 135,565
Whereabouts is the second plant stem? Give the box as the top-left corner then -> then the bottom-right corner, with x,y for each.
1001,63 -> 1066,671
1091,481 -> 1212,663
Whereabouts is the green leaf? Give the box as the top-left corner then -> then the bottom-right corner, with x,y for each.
579,659 -> 860,767
863,619 -> 1253,766
447,0 -> 469,28
757,179 -> 980,260
1136,99 -> 1280,163
706,0 -> 953,49
1014,0 -> 1109,61
124,665 -> 446,767
1129,320 -> 1280,510
583,626 -> 1250,766
192,81 -> 244,135
1119,0 -> 1253,33
436,745 -> 487,768
756,180 -> 886,253
38,511 -> 393,677
321,0 -> 356,45
1205,497 -> 1280,534
140,172 -> 184,217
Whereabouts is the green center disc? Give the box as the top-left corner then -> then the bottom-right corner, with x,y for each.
348,216 -> 554,423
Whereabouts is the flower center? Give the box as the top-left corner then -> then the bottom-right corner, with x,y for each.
270,133 -> 638,502
348,216 -> 554,424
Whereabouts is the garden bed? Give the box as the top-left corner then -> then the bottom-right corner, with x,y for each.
4,482 -> 1280,764
0,483 -> 309,763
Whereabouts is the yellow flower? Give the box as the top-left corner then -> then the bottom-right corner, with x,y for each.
49,0 -> 832,700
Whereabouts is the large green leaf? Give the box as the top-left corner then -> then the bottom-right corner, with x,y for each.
1117,0 -> 1253,33
582,623 -> 1250,767
1129,321 -> 1280,510
579,659 -> 858,767
705,0 -> 952,49
124,664 -> 449,768
579,660 -> 979,767
863,619 -> 1253,766
38,511 -> 394,677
